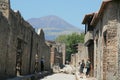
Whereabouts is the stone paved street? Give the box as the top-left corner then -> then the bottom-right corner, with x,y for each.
40,72 -> 97,80
75,72 -> 97,80
41,73 -> 76,80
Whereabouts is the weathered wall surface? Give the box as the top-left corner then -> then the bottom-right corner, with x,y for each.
70,43 -> 86,69
94,1 -> 120,80
41,43 -> 50,71
116,1 -> 120,80
7,10 -> 35,76
46,41 -> 66,69
39,30 -> 51,71
0,12 -> 10,76
55,43 -> 66,67
71,54 -> 76,67
94,18 -> 103,80
0,1 -> 51,78
78,43 -> 86,62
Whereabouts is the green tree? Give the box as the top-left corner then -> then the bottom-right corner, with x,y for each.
55,32 -> 84,61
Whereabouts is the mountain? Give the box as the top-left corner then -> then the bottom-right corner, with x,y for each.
27,15 -> 81,40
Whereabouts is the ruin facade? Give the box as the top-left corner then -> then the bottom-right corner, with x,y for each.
0,0 -> 50,79
70,43 -> 86,69
46,41 -> 66,69
83,0 -> 120,80
82,13 -> 94,77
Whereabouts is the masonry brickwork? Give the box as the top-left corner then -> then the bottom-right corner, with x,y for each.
83,1 -> 120,80
0,0 -> 51,79
77,43 -> 87,62
46,41 -> 66,69
70,43 -> 86,68
93,1 -> 119,80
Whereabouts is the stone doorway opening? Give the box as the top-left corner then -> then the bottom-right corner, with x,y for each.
16,38 -> 23,76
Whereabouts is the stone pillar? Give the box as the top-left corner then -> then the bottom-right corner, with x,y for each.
94,39 -> 97,78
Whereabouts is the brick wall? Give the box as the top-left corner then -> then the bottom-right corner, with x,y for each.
93,1 -> 120,80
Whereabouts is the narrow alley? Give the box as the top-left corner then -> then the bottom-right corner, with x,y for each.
1,0 -> 120,80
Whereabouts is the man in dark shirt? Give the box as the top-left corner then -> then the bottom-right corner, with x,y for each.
86,58 -> 91,77
41,57 -> 45,72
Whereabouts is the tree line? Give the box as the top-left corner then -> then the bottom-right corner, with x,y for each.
55,32 -> 84,61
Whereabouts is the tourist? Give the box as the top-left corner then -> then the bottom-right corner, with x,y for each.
85,58 -> 91,77
80,60 -> 85,78
41,57 -> 45,72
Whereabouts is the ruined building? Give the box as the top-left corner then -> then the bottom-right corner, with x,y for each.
82,13 -> 94,77
70,43 -> 86,68
46,41 -> 66,69
0,0 -> 50,79
83,0 -> 120,80
77,43 -> 87,62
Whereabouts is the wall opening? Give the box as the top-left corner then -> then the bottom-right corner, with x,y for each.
16,38 -> 23,76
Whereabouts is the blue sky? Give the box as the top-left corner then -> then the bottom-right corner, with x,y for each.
10,0 -> 102,30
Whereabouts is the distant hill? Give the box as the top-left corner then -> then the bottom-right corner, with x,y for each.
27,15 -> 81,40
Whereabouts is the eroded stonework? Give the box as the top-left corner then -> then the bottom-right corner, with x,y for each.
0,0 -> 51,79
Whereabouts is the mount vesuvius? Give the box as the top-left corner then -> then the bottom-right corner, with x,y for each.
27,15 -> 81,40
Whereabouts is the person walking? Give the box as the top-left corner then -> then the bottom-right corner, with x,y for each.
41,57 -> 45,72
79,59 -> 85,78
85,58 -> 91,77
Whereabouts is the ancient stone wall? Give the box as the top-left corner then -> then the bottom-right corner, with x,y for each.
78,43 -> 86,62
46,41 -> 66,69
71,54 -> 76,67
6,10 -> 35,76
55,43 -> 66,67
30,32 -> 39,73
102,1 -> 119,80
117,2 -> 120,80
0,12 -> 10,76
41,44 -> 50,71
39,30 -> 51,71
94,1 -> 120,80
0,2 -> 51,79
94,20 -> 102,80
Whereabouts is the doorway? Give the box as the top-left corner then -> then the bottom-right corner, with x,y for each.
16,38 -> 23,76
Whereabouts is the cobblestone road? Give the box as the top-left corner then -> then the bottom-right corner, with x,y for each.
41,73 -> 76,80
